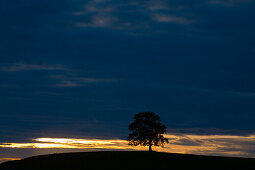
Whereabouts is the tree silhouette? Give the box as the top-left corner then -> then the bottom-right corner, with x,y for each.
127,112 -> 168,152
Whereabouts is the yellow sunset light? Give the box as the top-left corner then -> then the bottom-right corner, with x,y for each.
1,134 -> 255,157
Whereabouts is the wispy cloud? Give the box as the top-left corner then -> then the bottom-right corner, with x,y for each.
72,0 -> 253,32
1,133 -> 255,158
0,138 -> 133,150
0,63 -> 119,88
73,0 -> 194,32
208,0 -> 252,6
73,1 -> 115,15
162,134 -> 255,157
0,63 -> 67,72
51,75 -> 120,87
145,0 -> 169,11
0,158 -> 21,164
53,81 -> 82,87
79,77 -> 120,83
76,14 -> 118,28
73,0 -> 119,29
152,14 -> 193,24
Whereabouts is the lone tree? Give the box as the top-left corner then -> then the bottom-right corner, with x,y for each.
127,112 -> 168,152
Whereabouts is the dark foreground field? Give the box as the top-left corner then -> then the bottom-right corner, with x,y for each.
0,151 -> 254,170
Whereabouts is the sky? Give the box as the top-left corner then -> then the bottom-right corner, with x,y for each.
1,0 -> 255,162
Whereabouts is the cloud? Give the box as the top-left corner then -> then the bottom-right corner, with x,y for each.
2,133 -> 255,158
79,77 -> 120,83
145,0 -> 170,11
72,0 -> 195,32
163,134 -> 255,157
53,81 -> 82,87
0,63 -> 67,72
0,158 -> 21,164
73,0 -> 121,29
75,14 -> 118,28
73,1 -> 115,15
152,14 -> 193,24
51,75 -> 120,87
72,0 -> 252,31
0,138 -> 134,150
208,0 -> 252,6
0,62 -> 121,88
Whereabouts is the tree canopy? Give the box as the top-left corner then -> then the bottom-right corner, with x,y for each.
127,112 -> 168,151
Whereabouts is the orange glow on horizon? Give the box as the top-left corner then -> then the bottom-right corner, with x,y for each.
0,158 -> 21,163
34,138 -> 124,145
0,158 -> 21,161
1,134 -> 255,157
0,138 -> 135,150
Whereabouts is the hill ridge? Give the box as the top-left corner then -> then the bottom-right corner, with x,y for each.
1,151 -> 254,170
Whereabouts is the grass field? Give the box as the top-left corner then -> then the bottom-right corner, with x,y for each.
0,151 -> 254,170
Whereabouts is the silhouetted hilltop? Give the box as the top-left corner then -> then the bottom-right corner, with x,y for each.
0,151 -> 254,170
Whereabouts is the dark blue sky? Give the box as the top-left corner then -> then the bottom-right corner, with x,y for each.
1,0 -> 255,146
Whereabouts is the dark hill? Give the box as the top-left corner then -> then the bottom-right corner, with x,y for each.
0,151 -> 254,170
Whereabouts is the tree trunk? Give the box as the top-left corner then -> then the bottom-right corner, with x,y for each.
149,144 -> 152,152
149,140 -> 152,152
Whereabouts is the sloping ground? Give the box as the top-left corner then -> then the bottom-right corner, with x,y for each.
0,151 -> 254,170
